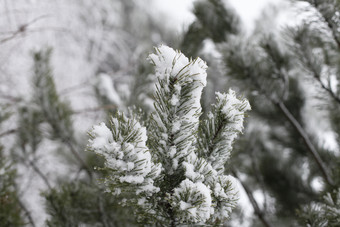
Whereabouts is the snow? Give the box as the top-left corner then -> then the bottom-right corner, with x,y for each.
172,179 -> 212,223
90,122 -> 113,150
170,94 -> 179,106
96,73 -> 122,107
88,114 -> 161,196
206,89 -> 251,171
217,89 -> 251,124
171,121 -> 181,133
0,0 -> 262,224
119,175 -> 144,184
145,45 -> 248,223
148,45 -> 208,173
86,45 -> 250,224
169,146 -> 177,158
183,161 -> 201,181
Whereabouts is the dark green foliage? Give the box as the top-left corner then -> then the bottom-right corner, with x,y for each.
224,35 -> 331,223
194,0 -> 240,41
29,49 -> 93,176
181,0 -> 240,57
44,182 -> 136,227
180,0 -> 340,226
17,106 -> 43,154
0,147 -> 24,227
223,36 -> 291,102
298,189 -> 340,226
32,49 -> 74,142
0,104 -> 11,124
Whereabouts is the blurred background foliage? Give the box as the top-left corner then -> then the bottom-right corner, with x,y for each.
1,0 -> 340,226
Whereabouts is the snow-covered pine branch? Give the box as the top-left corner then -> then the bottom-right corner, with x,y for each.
198,89 -> 251,173
88,112 -> 161,201
147,45 -> 207,175
88,45 -> 250,226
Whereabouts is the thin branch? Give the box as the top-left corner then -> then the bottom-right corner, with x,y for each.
59,81 -> 91,97
300,45 -> 340,105
313,0 -> 340,49
19,145 -> 52,190
260,35 -> 337,187
27,158 -> 52,190
0,94 -> 21,102
0,15 -> 49,45
0,128 -> 17,138
249,146 -> 268,211
73,104 -> 117,115
231,169 -> 272,227
64,139 -> 93,179
312,71 -> 340,105
276,101 -> 335,186
16,196 -> 36,227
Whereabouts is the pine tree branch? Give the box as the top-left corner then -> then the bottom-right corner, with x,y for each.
207,119 -> 227,157
231,169 -> 272,227
312,0 -> 340,49
311,70 -> 340,105
276,101 -> 335,187
299,43 -> 340,105
256,36 -> 336,187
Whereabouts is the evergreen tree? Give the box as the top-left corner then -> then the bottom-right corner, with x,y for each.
0,146 -> 25,227
2,0 -> 340,226
180,0 -> 340,226
0,105 -> 27,226
0,1 -> 179,225
88,45 -> 250,226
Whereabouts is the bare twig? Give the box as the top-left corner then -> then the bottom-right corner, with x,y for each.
73,104 -> 117,115
300,45 -> 340,105
276,101 -> 335,186
65,139 -> 93,179
231,169 -> 272,227
0,128 -> 17,138
0,15 -> 49,45
19,145 -> 52,190
59,81 -> 91,96
17,196 -> 36,227
312,71 -> 340,105
27,158 -> 52,190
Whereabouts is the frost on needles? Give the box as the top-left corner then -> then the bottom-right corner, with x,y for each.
88,45 -> 251,225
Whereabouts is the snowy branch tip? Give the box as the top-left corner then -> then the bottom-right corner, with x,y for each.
148,45 -> 207,87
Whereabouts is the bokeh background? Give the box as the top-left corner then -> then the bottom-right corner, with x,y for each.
1,0 -> 340,226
